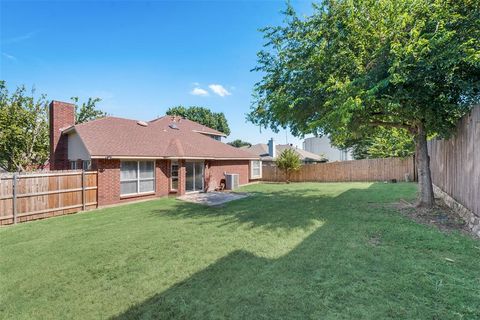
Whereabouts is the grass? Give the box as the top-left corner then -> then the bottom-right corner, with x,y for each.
1,182 -> 479,319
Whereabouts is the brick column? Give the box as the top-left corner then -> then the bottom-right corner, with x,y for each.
49,101 -> 75,170
178,160 -> 186,195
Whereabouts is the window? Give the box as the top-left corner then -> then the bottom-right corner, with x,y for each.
210,135 -> 221,141
120,160 -> 155,195
250,160 -> 262,179
82,160 -> 92,171
170,160 -> 179,191
70,161 -> 78,170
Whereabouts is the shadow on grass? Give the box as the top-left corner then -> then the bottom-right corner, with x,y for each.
112,183 -> 476,319
150,184 -> 380,231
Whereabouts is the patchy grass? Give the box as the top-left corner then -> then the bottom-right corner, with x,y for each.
1,182 -> 479,319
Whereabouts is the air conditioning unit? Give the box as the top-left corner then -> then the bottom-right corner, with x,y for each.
225,173 -> 240,190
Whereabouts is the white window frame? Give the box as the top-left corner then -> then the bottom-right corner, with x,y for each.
70,161 -> 78,170
250,160 -> 262,179
170,160 -> 179,191
120,160 -> 156,196
82,160 -> 92,171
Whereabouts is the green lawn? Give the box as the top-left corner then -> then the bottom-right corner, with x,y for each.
1,183 -> 479,319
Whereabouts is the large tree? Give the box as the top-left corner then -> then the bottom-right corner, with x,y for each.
249,0 -> 480,207
0,82 -> 49,172
166,106 -> 231,135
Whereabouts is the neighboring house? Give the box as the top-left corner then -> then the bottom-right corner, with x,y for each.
242,139 -> 327,166
49,101 -> 260,206
303,137 -> 352,162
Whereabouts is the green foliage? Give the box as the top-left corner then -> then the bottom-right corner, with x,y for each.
0,81 -> 49,172
249,0 -> 480,205
349,127 -> 415,159
275,148 -> 302,182
166,106 -> 231,135
249,0 -> 480,141
72,97 -> 106,124
227,139 -> 252,148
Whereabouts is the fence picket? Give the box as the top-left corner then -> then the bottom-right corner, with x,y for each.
262,157 -> 415,183
0,170 -> 98,226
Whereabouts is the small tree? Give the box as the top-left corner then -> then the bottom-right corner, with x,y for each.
275,149 -> 301,183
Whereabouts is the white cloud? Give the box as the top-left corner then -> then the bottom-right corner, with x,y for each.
208,84 -> 231,97
2,31 -> 37,45
2,52 -> 17,60
190,87 -> 209,96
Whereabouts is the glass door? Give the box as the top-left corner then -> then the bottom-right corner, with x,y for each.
186,162 -> 194,192
185,161 -> 204,192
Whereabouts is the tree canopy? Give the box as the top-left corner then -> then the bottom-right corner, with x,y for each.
0,82 -> 49,172
72,97 -> 106,124
227,139 -> 252,148
349,127 -> 415,159
249,0 -> 480,206
166,106 -> 231,135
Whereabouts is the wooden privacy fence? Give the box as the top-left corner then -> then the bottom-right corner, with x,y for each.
262,157 -> 415,183
428,106 -> 480,217
0,170 -> 98,226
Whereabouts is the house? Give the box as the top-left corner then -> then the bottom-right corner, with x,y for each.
242,139 -> 327,166
49,101 -> 260,206
303,137 -> 352,162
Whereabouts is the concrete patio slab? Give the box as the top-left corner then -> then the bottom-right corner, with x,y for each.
178,191 -> 248,206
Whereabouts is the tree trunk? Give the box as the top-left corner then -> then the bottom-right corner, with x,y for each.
414,123 -> 434,208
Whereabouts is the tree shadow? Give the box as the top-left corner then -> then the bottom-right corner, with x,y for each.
150,185 -> 372,232
111,183 -> 475,319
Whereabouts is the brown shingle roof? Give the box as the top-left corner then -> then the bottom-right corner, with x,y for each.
242,143 -> 327,162
66,116 -> 258,160
150,116 -> 226,136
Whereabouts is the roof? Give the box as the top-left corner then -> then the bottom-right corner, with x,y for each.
149,116 -> 226,137
242,143 -> 327,162
65,116 -> 258,160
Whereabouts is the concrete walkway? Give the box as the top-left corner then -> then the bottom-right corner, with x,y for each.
178,191 -> 249,206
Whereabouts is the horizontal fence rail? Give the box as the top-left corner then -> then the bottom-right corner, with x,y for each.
0,170 -> 98,226
262,157 -> 415,183
428,106 -> 480,217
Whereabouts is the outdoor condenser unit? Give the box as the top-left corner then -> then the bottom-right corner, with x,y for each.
225,173 -> 240,190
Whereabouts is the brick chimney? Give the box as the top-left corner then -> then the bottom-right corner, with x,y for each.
49,101 -> 75,170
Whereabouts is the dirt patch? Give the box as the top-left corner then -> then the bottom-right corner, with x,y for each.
391,198 -> 469,234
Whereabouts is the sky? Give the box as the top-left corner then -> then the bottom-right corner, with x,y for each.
0,0 -> 315,147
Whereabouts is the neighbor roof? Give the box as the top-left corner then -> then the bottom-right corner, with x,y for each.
64,116 -> 258,160
242,144 -> 327,162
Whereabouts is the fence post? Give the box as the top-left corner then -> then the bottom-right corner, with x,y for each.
12,173 -> 18,224
82,170 -> 86,211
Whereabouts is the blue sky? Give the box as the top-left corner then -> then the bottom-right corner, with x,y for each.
1,0 -> 314,146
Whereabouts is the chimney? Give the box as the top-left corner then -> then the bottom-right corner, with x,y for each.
49,101 -> 75,170
268,138 -> 276,158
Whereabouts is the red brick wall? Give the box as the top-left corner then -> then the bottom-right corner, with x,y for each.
92,159 -> 250,206
93,159 -> 171,206
49,101 -> 75,170
205,160 -> 250,191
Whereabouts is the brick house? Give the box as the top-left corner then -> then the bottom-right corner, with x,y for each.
49,101 -> 261,206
